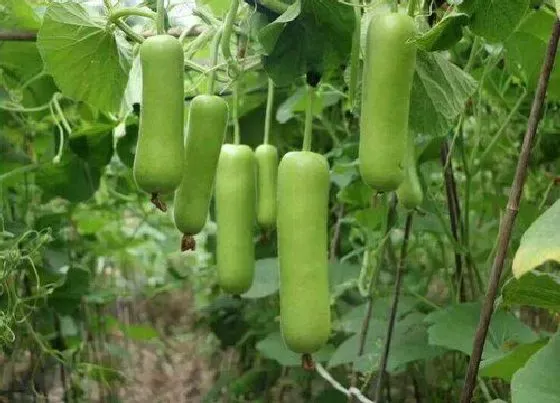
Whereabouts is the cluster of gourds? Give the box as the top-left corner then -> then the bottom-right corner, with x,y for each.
131,9 -> 423,362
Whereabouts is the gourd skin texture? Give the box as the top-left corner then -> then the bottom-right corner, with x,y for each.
173,95 -> 228,235
255,144 -> 278,229
396,138 -> 423,209
216,144 -> 256,295
134,35 -> 185,194
359,14 -> 417,192
277,151 -> 331,354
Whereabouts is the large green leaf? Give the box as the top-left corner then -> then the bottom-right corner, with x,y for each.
502,272 -> 560,311
460,0 -> 530,43
329,312 -> 444,371
480,340 -> 547,381
36,156 -> 101,203
37,3 -> 132,113
0,0 -> 41,30
505,8 -> 560,100
511,332 -> 560,403
513,199 -> 560,278
256,331 -> 334,366
414,13 -> 470,51
425,302 -> 538,359
241,258 -> 279,299
409,51 -> 477,138
49,267 -> 91,315
259,0 -> 355,85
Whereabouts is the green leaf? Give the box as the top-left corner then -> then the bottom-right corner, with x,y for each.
513,199 -> 560,278
425,303 -> 538,359
37,3 -> 133,113
36,156 -> 101,203
260,0 -> 355,85
329,312 -> 443,371
414,13 -> 470,51
195,0 -> 232,15
241,258 -> 279,299
505,8 -> 560,100
258,2 -> 302,54
511,332 -> 560,403
502,272 -> 560,311
49,267 -> 91,315
72,209 -> 113,235
0,0 -> 41,30
480,340 -> 547,381
256,331 -> 334,366
329,261 -> 360,296
410,51 -> 477,138
460,0 -> 530,43
336,297 -> 418,334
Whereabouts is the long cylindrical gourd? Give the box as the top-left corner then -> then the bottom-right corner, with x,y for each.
277,151 -> 331,354
396,136 -> 423,209
255,144 -> 278,229
133,35 -> 185,194
173,95 -> 228,235
359,13 -> 417,192
216,144 -> 256,295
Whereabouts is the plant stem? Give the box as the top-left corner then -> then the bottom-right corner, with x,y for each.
156,0 -> 165,35
0,102 -> 51,113
222,0 -> 240,67
114,19 -> 145,43
475,89 -> 528,171
329,205 -> 345,263
259,0 -> 289,14
109,7 -> 156,22
460,18 -> 560,403
348,0 -> 361,110
354,195 -> 398,395
390,0 -> 398,12
233,80 -> 241,144
302,85 -> 315,152
374,211 -> 414,402
264,79 -> 275,145
440,140 -> 466,303
407,0 -> 419,17
207,29 -> 222,95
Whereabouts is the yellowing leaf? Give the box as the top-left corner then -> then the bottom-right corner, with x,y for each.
513,199 -> 560,278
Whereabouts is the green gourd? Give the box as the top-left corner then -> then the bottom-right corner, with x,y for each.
255,144 -> 278,229
277,151 -> 331,354
173,95 -> 228,236
359,13 -> 417,192
133,35 -> 185,195
396,136 -> 423,209
216,144 -> 256,295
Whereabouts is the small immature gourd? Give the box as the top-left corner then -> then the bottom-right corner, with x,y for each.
133,35 -> 185,196
277,151 -> 331,354
396,137 -> 423,209
359,13 -> 417,192
255,144 -> 278,229
216,144 -> 256,295
173,95 -> 228,237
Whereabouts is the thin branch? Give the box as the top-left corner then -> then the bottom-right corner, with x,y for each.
316,363 -> 375,403
0,31 -> 37,41
0,26 -> 204,42
460,18 -> 560,403
440,140 -> 466,302
351,194 -> 398,398
358,195 -> 398,356
374,212 -> 414,402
